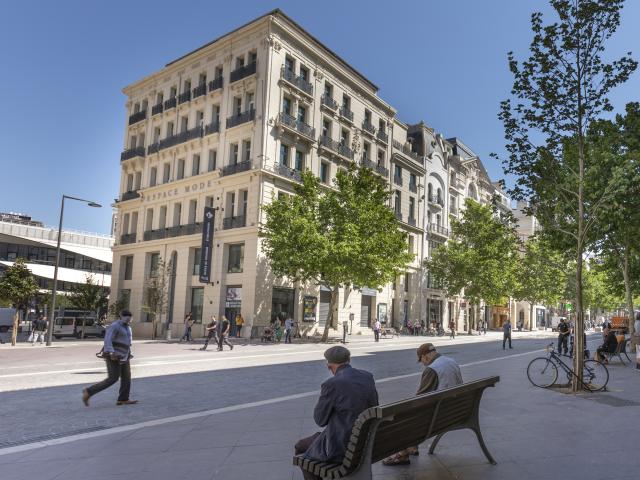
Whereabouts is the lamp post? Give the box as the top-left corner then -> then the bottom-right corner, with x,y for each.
46,195 -> 102,346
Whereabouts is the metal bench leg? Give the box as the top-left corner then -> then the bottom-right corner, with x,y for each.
472,427 -> 497,465
428,433 -> 444,455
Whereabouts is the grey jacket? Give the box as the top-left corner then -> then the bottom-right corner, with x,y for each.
305,364 -> 379,463
103,319 -> 132,362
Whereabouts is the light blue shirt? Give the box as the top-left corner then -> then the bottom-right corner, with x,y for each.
103,319 -> 133,361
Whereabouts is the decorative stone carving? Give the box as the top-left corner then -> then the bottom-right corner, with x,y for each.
263,34 -> 282,51
314,69 -> 324,81
351,130 -> 361,154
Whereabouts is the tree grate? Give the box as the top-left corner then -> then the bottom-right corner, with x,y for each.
0,426 -> 108,449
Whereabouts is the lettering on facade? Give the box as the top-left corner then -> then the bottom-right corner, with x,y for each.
144,180 -> 215,202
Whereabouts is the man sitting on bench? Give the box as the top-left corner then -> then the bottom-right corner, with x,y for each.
294,346 -> 379,480
383,343 -> 463,467
596,326 -> 618,363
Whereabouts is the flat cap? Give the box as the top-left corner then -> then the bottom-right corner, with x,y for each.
324,346 -> 351,364
416,343 -> 436,359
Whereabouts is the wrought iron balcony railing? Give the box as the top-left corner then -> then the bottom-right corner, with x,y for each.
221,160 -> 252,176
120,147 -> 145,161
230,62 -> 256,83
226,108 -> 255,129
281,68 -> 313,95
128,110 -> 147,125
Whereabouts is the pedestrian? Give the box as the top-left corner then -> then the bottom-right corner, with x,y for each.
284,316 -> 293,344
557,317 -> 570,356
235,313 -> 244,338
217,315 -> 233,351
373,318 -> 381,342
200,316 -> 219,351
294,346 -> 378,480
383,343 -> 462,466
502,319 -> 512,349
517,319 -> 523,332
31,315 -> 47,345
595,326 -> 618,363
82,310 -> 137,406
541,318 -> 546,331
448,318 -> 455,339
180,312 -> 194,343
274,319 -> 283,342
342,320 -> 349,344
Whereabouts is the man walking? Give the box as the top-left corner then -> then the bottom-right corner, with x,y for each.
82,310 -> 137,406
383,343 -> 462,466
294,346 -> 378,480
200,315 -> 218,351
284,316 -> 293,344
217,315 -> 234,351
373,318 -> 381,342
449,318 -> 456,339
502,319 -> 512,349
31,315 -> 47,345
557,317 -> 570,356
342,320 -> 349,344
180,312 -> 194,343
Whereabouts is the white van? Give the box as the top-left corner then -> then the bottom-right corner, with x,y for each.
53,317 -> 105,339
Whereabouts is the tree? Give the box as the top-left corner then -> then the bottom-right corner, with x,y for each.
261,166 -> 412,342
425,199 -> 521,333
142,257 -> 172,340
108,297 -> 128,320
516,237 -> 567,328
0,259 -> 39,345
68,274 -> 109,316
496,0 -> 637,390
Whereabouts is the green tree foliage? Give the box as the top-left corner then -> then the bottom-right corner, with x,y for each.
68,274 -> 109,315
425,199 -> 520,333
142,257 -> 173,340
0,259 -> 39,345
583,263 -> 623,313
496,0 -> 637,390
516,237 -> 567,323
261,166 -> 412,341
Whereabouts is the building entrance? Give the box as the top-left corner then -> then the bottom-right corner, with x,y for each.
272,287 -> 295,325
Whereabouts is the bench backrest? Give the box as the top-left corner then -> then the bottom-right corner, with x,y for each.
341,376 -> 499,472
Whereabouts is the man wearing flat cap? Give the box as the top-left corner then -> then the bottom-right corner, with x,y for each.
383,343 -> 462,466
295,346 -> 378,479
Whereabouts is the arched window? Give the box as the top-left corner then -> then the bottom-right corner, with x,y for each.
428,183 -> 433,199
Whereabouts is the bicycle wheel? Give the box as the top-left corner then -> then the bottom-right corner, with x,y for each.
527,357 -> 558,388
582,360 -> 609,392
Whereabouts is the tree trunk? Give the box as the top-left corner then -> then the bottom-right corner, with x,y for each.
572,142 -> 586,392
622,243 -> 635,348
321,286 -> 339,343
11,309 -> 19,346
529,302 -> 534,331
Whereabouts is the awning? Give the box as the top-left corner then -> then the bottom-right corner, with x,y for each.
0,261 -> 111,287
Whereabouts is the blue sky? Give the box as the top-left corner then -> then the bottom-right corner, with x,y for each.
1,1 -> 638,234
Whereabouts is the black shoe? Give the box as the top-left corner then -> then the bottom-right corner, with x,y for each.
230,345 -> 234,350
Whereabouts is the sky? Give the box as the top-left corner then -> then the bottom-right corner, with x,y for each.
0,0 -> 638,235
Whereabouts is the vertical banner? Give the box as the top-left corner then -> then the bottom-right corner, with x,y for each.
199,207 -> 215,283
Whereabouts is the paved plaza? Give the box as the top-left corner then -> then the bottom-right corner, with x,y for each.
1,331 -> 639,479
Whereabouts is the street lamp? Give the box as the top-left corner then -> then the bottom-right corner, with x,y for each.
46,195 -> 102,346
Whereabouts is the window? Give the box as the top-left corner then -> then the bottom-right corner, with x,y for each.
409,197 -> 415,220
126,173 -> 133,191
295,150 -> 304,171
65,257 -> 75,268
159,206 -> 167,229
297,105 -> 306,123
149,253 -> 160,277
153,127 -> 161,143
133,103 -> 140,114
156,92 -> 163,105
240,190 -> 248,217
215,66 -> 223,78
192,155 -> 200,176
283,97 -> 292,115
211,105 -> 220,125
190,287 -> 204,323
242,140 -> 251,162
320,162 -> 329,184
188,199 -> 197,224
173,203 -> 182,226
322,118 -> 331,138
428,183 -> 433,198
227,192 -> 236,217
198,72 -> 207,86
246,92 -> 254,111
149,167 -> 157,187
408,235 -> 415,256
363,142 -> 371,162
342,94 -> 350,110
180,116 -> 188,133
249,51 -> 257,64
437,188 -> 442,204
123,255 -> 133,280
378,119 -> 386,132
196,110 -> 204,126
177,159 -> 185,180
235,56 -> 245,69
183,79 -> 191,94
284,56 -> 295,74
134,172 -> 141,190
300,65 -> 309,82
364,109 -> 372,124
163,163 -> 170,183
122,213 -> 130,235
233,97 -> 242,115
340,129 -> 349,145
280,144 -> 290,167
205,196 -> 214,208
193,248 -> 201,275
394,165 -> 402,178
208,150 -> 217,171
167,121 -> 174,137
377,150 -> 385,166
410,173 -> 417,189
129,135 -> 137,149
169,86 -> 177,98
230,144 -> 239,165
395,190 -> 401,213
324,82 -> 333,98
227,244 -> 244,273
145,208 -> 154,231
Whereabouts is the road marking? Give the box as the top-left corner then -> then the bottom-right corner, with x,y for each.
0,347 -> 543,456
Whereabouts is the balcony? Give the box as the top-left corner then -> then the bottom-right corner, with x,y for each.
429,224 -> 449,237
164,97 -> 177,110
269,162 -> 303,182
409,182 -> 418,193
321,95 -> 338,111
230,62 -> 256,83
147,142 -> 160,155
223,215 -> 247,230
192,83 -> 207,99
143,223 -> 202,241
208,76 -> 223,92
277,112 -> 315,140
226,108 -> 255,129
222,160 -> 252,177
362,120 -> 376,136
362,158 -> 389,177
339,106 -> 354,122
151,103 -> 164,116
120,233 -> 136,245
281,68 -> 313,96
393,175 -> 403,186
428,194 -> 444,207
128,110 -> 147,125
377,129 -> 389,144
393,140 -> 421,163
120,146 -> 145,162
178,91 -> 191,104
205,121 -> 220,136
120,190 -> 140,202
158,126 -> 203,151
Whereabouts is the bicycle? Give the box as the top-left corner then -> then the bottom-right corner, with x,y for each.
527,343 -> 609,392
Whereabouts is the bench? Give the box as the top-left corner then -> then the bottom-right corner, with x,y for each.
293,376 -> 499,479
380,327 -> 399,339
601,338 -> 632,364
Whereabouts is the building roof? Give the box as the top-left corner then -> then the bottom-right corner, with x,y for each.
0,261 -> 111,287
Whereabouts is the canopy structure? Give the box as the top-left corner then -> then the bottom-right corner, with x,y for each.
0,261 -> 111,288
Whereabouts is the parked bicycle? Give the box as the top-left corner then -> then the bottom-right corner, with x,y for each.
527,342 -> 609,392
